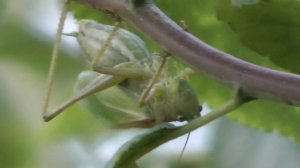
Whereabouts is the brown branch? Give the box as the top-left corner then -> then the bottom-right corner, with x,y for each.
75,0 -> 300,106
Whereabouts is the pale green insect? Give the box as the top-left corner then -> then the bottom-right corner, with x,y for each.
43,20 -> 201,127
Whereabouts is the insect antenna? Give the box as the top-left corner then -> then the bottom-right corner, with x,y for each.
177,132 -> 191,166
139,51 -> 170,106
42,1 -> 69,116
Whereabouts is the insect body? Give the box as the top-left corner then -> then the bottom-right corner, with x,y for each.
43,20 -> 201,127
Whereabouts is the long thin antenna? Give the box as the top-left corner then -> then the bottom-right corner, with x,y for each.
177,132 -> 191,166
42,1 -> 69,115
91,21 -> 121,69
139,52 -> 170,106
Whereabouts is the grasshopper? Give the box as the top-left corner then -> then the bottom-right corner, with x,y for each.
42,8 -> 201,128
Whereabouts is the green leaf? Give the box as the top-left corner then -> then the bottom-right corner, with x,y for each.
230,100 -> 300,143
216,0 -> 300,142
217,0 -> 300,73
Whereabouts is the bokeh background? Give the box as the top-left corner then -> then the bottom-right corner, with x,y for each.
1,0 -> 300,168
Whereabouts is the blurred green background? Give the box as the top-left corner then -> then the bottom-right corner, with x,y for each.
1,0 -> 300,167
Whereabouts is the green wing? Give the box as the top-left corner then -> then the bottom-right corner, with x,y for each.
75,71 -> 152,127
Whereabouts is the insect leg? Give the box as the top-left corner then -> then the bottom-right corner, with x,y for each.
138,52 -> 170,107
43,74 -> 125,121
94,61 -> 152,78
42,1 -> 69,115
91,21 -> 121,70
43,62 -> 151,121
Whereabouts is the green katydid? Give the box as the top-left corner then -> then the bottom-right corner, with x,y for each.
42,1 -> 201,127
41,2 -> 202,165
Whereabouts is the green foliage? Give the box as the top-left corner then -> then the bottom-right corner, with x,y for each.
217,0 -> 300,73
230,100 -> 300,142
216,0 -> 300,142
